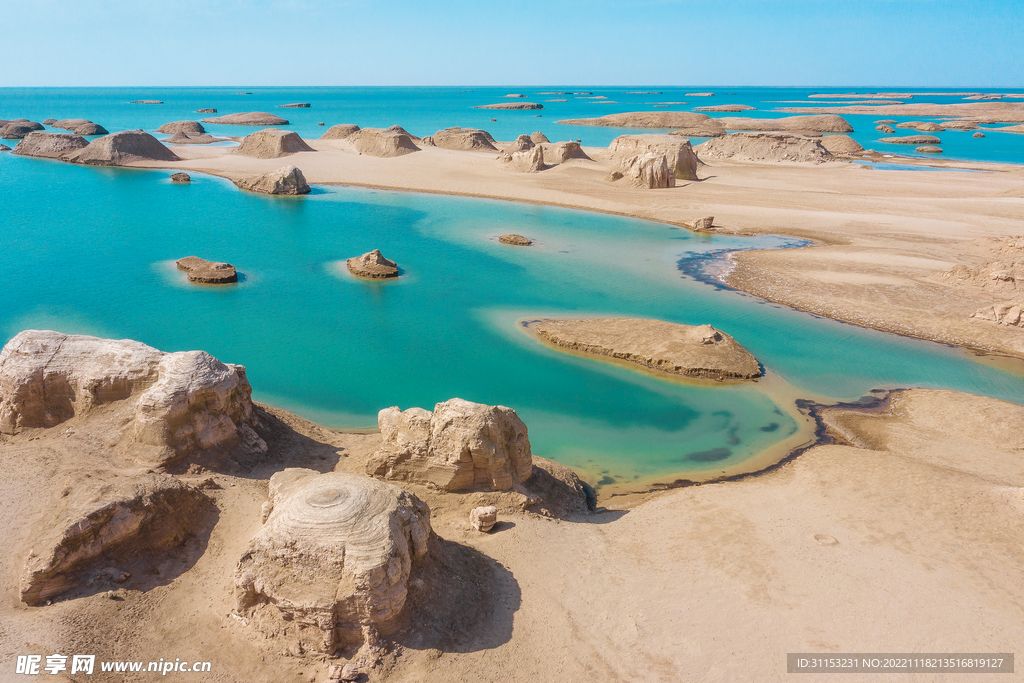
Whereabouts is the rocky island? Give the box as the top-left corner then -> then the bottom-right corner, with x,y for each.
175,256 -> 238,284
347,249 -> 400,279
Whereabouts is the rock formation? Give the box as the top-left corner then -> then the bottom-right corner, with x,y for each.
156,121 -> 206,135
974,132 -> 986,138
234,165 -> 310,195
0,331 -> 266,467
470,506 -> 497,532
621,153 -> 675,189
531,318 -> 762,380
688,216 -> 714,231
347,250 -> 400,279
20,474 -> 212,606
820,134 -> 864,154
558,112 -> 853,133
897,121 -> 945,132
346,128 -> 419,157
942,120 -> 979,131
499,234 -> 532,246
916,146 -> 943,153
474,102 -> 544,110
50,119 -> 91,131
669,127 -> 727,138
0,144 -> 9,152
176,256 -> 238,284
529,132 -> 549,145
696,132 -> 835,164
878,135 -> 941,145
43,118 -> 57,125
72,130 -> 181,165
609,134 -> 699,181
693,104 -> 756,112
170,172 -> 191,182
74,122 -> 107,135
200,112 -> 289,126
505,134 -> 535,153
387,125 -> 420,140
280,103 -> 311,108
431,127 -> 498,151
320,124 -> 360,140
558,112 -> 713,128
196,108 -> 217,114
233,128 -> 315,159
12,132 -> 88,160
545,140 -> 590,163
131,100 -> 163,104
501,146 -> 544,172
367,398 -> 534,492
713,114 -> 854,133
234,469 -> 432,651
876,124 -> 896,133
875,119 -> 897,124
973,301 -> 1024,327
164,132 -> 220,145
1,120 -> 43,139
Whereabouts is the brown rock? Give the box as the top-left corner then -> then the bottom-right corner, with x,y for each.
320,124 -> 360,140
876,124 -> 896,133
693,104 -> 756,112
941,120 -> 979,131
280,103 -> 311,108
196,108 -> 217,114
73,122 -> 108,135
43,118 -> 57,125
431,127 -> 498,151
688,216 -> 714,231
545,140 -> 590,163
130,100 -> 163,104
1,121 -> 43,139
71,130 -> 181,165
896,121 -> 945,132
530,131 -> 550,143
170,172 -> 191,183
156,121 -> 206,135
0,144 -> 9,152
474,102 -> 544,110
499,234 -> 532,246
234,165 -> 311,195
879,135 -> 942,145
557,111 -> 712,128
973,132 -> 986,138
916,146 -> 943,153
875,119 -> 897,124
50,119 -> 91,131
347,128 -> 420,157
609,134 -> 699,180
176,256 -> 238,284
12,132 -> 88,160
470,506 -> 497,532
820,134 -> 864,154
347,249 -> 400,279
233,128 -> 315,159
696,132 -> 835,164
621,152 -> 676,189
200,112 -> 289,126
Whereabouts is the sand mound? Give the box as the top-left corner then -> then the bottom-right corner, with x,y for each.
176,256 -> 238,284
609,134 -> 699,181
320,124 -> 360,140
621,153 -> 676,188
234,165 -> 311,195
0,330 -> 266,467
431,127 -> 498,151
696,132 -> 835,164
12,132 -> 88,160
71,130 -> 180,165
500,146 -> 545,172
558,111 -> 712,128
879,135 -> 941,145
347,128 -> 420,157
234,469 -> 432,652
21,474 -> 212,605
233,128 -> 314,159
200,112 -> 289,126
474,102 -> 544,110
156,121 -> 206,135
820,134 -> 864,154
505,134 -> 535,153
367,398 -> 534,492
529,131 -> 549,143
347,249 -> 400,279
532,318 -> 761,380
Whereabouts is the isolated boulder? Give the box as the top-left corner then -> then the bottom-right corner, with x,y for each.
499,234 -> 532,246
916,146 -> 943,154
74,122 -> 108,135
609,134 -> 699,180
347,249 -> 400,279
320,124 -> 360,140
974,132 -> 986,138
347,128 -> 419,157
234,165 -> 310,195
470,506 -> 497,532
280,102 -> 311,108
233,128 -> 314,159
12,132 -> 88,160
0,331 -> 266,467
367,398 -> 534,491
688,216 -> 714,231
176,256 -> 238,284
200,112 -> 289,126
820,134 -> 864,154
431,127 -> 498,151
1,121 -> 42,139
72,130 -> 180,165
170,172 -> 191,182
156,121 -> 206,135
234,469 -> 432,651
621,153 -> 675,189
878,135 -> 941,145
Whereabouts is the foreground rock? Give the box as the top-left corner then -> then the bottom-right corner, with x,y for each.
499,234 -> 532,246
431,127 -> 499,151
973,301 -> 1024,327
347,249 -> 400,279
0,331 -> 266,467
20,474 -> 212,605
500,146 -> 544,172
532,318 -> 762,380
170,172 -> 191,182
470,506 -> 497,532
234,469 -> 432,651
176,256 -> 238,284
200,112 -> 289,126
320,124 -> 361,140
820,134 -> 864,154
609,134 -> 699,180
12,132 -> 88,159
620,153 -> 675,188
72,130 -> 181,165
879,135 -> 941,145
696,132 -> 834,164
474,102 -> 543,110
234,165 -> 310,195
233,128 -> 314,159
156,121 -> 206,135
545,140 -> 590,163
367,398 -> 534,491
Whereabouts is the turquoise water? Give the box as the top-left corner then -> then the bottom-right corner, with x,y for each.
2,86 -> 1023,165
1,150 -> 1021,487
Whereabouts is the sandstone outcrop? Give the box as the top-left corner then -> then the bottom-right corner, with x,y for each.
501,146 -> 544,172
609,134 -> 699,181
974,132 -> 986,138
431,127 -> 498,151
0,331 -> 266,467
713,114 -> 854,133
196,108 -> 217,114
170,172 -> 191,182
876,124 -> 895,133
320,124 -> 360,140
233,128 -> 314,159
669,127 -> 726,138
532,318 -> 762,380
474,102 -> 543,110
557,111 -> 712,128
280,103 -> 311,108
693,104 -> 756,112
820,134 -> 864,154
688,216 -> 714,231
156,121 -> 206,135
878,135 -> 941,145
897,121 -> 944,132
176,256 -> 238,284
234,165 -> 310,195
72,130 -> 181,165
74,122 -> 107,135
20,474 -> 212,605
876,119 -> 897,124
51,119 -> 91,131
545,140 -> 590,163
43,118 -> 57,125
12,132 -> 88,159
164,132 -> 220,145
387,125 -> 419,140
367,398 -> 534,492
347,250 -> 400,279
235,469 -> 432,651
200,112 -> 289,126
916,146 -> 943,153
470,506 -> 497,532
973,301 -> 1024,327
1,120 -> 43,139
558,112 -> 853,133
696,132 -> 834,164
499,234 -> 532,246
505,134 -> 535,153
347,128 -> 419,157
942,120 -> 979,131
530,131 -> 550,143
621,153 -> 675,189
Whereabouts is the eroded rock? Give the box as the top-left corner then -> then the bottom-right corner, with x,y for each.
820,134 -> 864,154
234,128 -> 315,159
320,124 -> 360,140
347,128 -> 419,157
696,132 -> 835,164
156,121 -> 206,135
501,145 -> 544,172
347,250 -> 400,279
469,506 -> 497,532
688,216 -> 714,231
176,256 -> 237,284
234,165 -> 311,195
499,234 -> 532,246
545,140 -> 590,163
621,153 -> 675,189
916,146 -> 943,154
72,130 -> 181,165
973,301 -> 1024,327
200,112 -> 289,126
431,127 -> 498,151
12,132 -> 88,160
505,134 -> 535,153
170,172 -> 191,183
609,134 -> 699,180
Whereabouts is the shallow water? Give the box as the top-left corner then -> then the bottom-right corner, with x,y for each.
1,151 -> 1021,488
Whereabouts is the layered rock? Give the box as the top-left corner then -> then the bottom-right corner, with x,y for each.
431,127 -> 498,151
200,112 -> 289,126
367,398 -> 534,492
20,474 -> 212,605
176,256 -> 238,284
621,153 -> 676,189
470,506 -> 497,532
500,146 -> 544,172
12,132 -> 88,160
233,128 -> 315,159
505,134 -> 535,153
234,469 -> 432,651
156,121 -> 206,135
669,127 -> 726,138
347,250 -> 400,279
916,146 -> 943,153
696,132 -> 835,164
878,135 -> 941,145
545,140 -> 590,163
320,124 -> 360,140
474,102 -> 544,110
72,130 -> 181,165
234,165 -> 310,195
609,134 -> 699,181
1,120 -> 43,139
499,234 -> 532,246
897,121 -> 945,132
532,318 -> 762,380
820,134 -> 865,154
347,128 -> 419,157
0,331 -> 266,467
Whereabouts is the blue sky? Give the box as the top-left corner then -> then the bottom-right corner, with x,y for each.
2,0 -> 1021,86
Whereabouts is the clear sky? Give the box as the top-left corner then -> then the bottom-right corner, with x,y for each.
2,0 -> 1022,87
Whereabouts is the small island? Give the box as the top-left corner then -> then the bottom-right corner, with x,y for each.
499,234 -> 532,246
347,249 -> 400,279
175,256 -> 238,284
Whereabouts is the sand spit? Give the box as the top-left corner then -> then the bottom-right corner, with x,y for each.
531,318 -> 762,380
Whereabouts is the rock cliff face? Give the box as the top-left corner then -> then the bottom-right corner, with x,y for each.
0,331 -> 266,467
431,127 -> 498,151
234,469 -> 432,651
347,249 -> 400,279
12,132 -> 88,159
72,130 -> 181,165
621,153 -> 675,188
233,128 -> 315,159
367,398 -> 534,491
532,318 -> 762,380
200,112 -> 289,126
156,121 -> 206,135
696,132 -> 835,164
609,134 -> 699,180
20,474 -> 212,605
234,165 -> 310,195
501,145 -> 544,172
